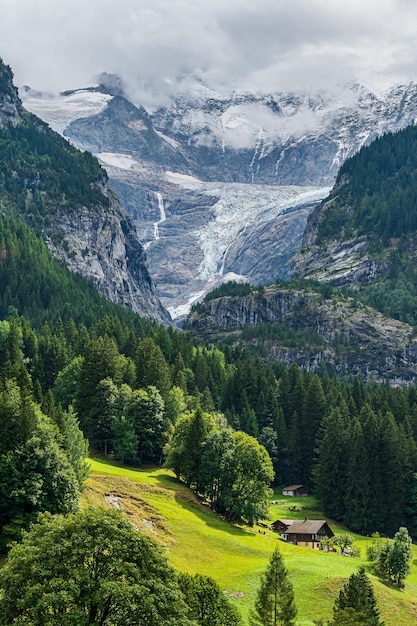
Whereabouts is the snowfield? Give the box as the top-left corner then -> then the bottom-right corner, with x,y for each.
21,88 -> 113,135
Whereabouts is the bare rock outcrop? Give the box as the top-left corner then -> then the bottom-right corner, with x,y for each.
186,286 -> 417,384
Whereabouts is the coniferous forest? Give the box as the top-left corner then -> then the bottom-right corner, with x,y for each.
1,55 -> 417,623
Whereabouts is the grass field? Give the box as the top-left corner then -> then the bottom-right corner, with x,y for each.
85,457 -> 417,625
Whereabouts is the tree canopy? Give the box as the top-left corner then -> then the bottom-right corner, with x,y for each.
331,568 -> 383,626
0,508 -> 194,626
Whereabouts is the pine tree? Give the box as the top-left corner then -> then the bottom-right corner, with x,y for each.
313,405 -> 349,521
331,568 -> 383,625
300,374 -> 326,484
250,547 -> 297,626
406,473 -> 417,539
344,418 -> 368,532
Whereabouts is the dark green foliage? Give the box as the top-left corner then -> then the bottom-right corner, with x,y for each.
375,527 -> 412,587
0,381 -> 83,551
313,398 -> 417,535
317,125 -> 417,244
240,321 -> 325,349
178,572 -> 242,625
331,568 -> 383,626
406,473 -> 417,539
312,124 -> 417,325
0,105 -> 108,225
126,386 -> 165,464
0,211 -> 136,328
165,408 -> 216,488
2,55 -> 417,553
202,280 -> 253,302
250,546 -> 297,626
135,337 -> 171,400
166,417 -> 274,524
0,508 -> 194,625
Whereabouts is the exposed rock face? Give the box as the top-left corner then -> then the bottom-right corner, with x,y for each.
23,79 -> 417,317
0,60 -> 21,126
186,286 -> 417,384
291,194 -> 388,287
223,201 -> 317,284
44,191 -> 170,323
0,60 -> 169,324
150,82 -> 417,186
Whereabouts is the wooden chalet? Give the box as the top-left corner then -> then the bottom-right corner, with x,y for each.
271,518 -> 334,549
282,484 -> 308,497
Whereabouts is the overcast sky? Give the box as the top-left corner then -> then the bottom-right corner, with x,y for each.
0,0 -> 415,104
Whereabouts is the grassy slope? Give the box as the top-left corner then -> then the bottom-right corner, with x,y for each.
84,458 -> 417,625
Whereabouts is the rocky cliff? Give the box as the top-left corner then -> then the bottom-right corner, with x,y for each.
186,286 -> 417,384
290,197 -> 386,286
0,59 -> 21,126
44,189 -> 169,323
0,58 -> 169,324
23,78 -> 417,317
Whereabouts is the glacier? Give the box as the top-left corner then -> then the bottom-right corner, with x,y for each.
20,79 -> 417,319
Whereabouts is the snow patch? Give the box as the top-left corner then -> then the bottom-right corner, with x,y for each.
168,290 -> 206,320
165,171 -> 203,187
97,152 -> 139,170
21,89 -> 113,134
154,129 -> 180,149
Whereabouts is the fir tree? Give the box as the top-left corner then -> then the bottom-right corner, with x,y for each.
250,547 -> 297,626
331,568 -> 383,625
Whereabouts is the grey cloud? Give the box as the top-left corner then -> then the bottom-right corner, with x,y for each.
0,0 -> 416,105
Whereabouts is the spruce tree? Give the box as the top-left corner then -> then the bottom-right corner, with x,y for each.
250,546 -> 297,626
331,568 -> 383,625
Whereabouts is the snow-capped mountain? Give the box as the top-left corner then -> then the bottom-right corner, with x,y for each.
21,79 -> 417,318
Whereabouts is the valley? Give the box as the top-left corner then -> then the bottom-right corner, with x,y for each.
21,79 -> 417,318
84,457 -> 417,626
3,53 -> 417,625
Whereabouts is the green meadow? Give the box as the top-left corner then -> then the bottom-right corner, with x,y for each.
85,458 -> 417,625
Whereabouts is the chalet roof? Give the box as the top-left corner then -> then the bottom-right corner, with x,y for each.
273,519 -> 332,535
282,485 -> 305,491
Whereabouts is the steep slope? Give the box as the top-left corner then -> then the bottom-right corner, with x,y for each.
292,123 -> 417,325
22,79 -> 417,187
186,124 -> 417,381
185,283 -> 417,385
0,59 -> 169,323
21,79 -> 417,317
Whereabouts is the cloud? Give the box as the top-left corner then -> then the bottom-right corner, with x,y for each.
0,0 -> 416,104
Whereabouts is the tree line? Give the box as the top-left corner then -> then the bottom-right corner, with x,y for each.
2,293 -> 417,542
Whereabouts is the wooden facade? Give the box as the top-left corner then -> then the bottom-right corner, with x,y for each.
271,518 -> 334,549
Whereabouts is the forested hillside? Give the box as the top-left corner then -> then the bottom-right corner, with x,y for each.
0,57 -> 169,321
1,54 -> 417,618
0,60 -> 108,227
294,123 -> 417,325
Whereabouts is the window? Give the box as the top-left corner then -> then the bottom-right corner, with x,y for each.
305,542 -> 309,547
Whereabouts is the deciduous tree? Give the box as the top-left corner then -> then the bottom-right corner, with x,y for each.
376,527 -> 412,587
0,508 -> 194,626
178,572 -> 242,625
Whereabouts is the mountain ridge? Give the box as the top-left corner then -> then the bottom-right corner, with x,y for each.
21,77 -> 417,318
0,58 -> 169,324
